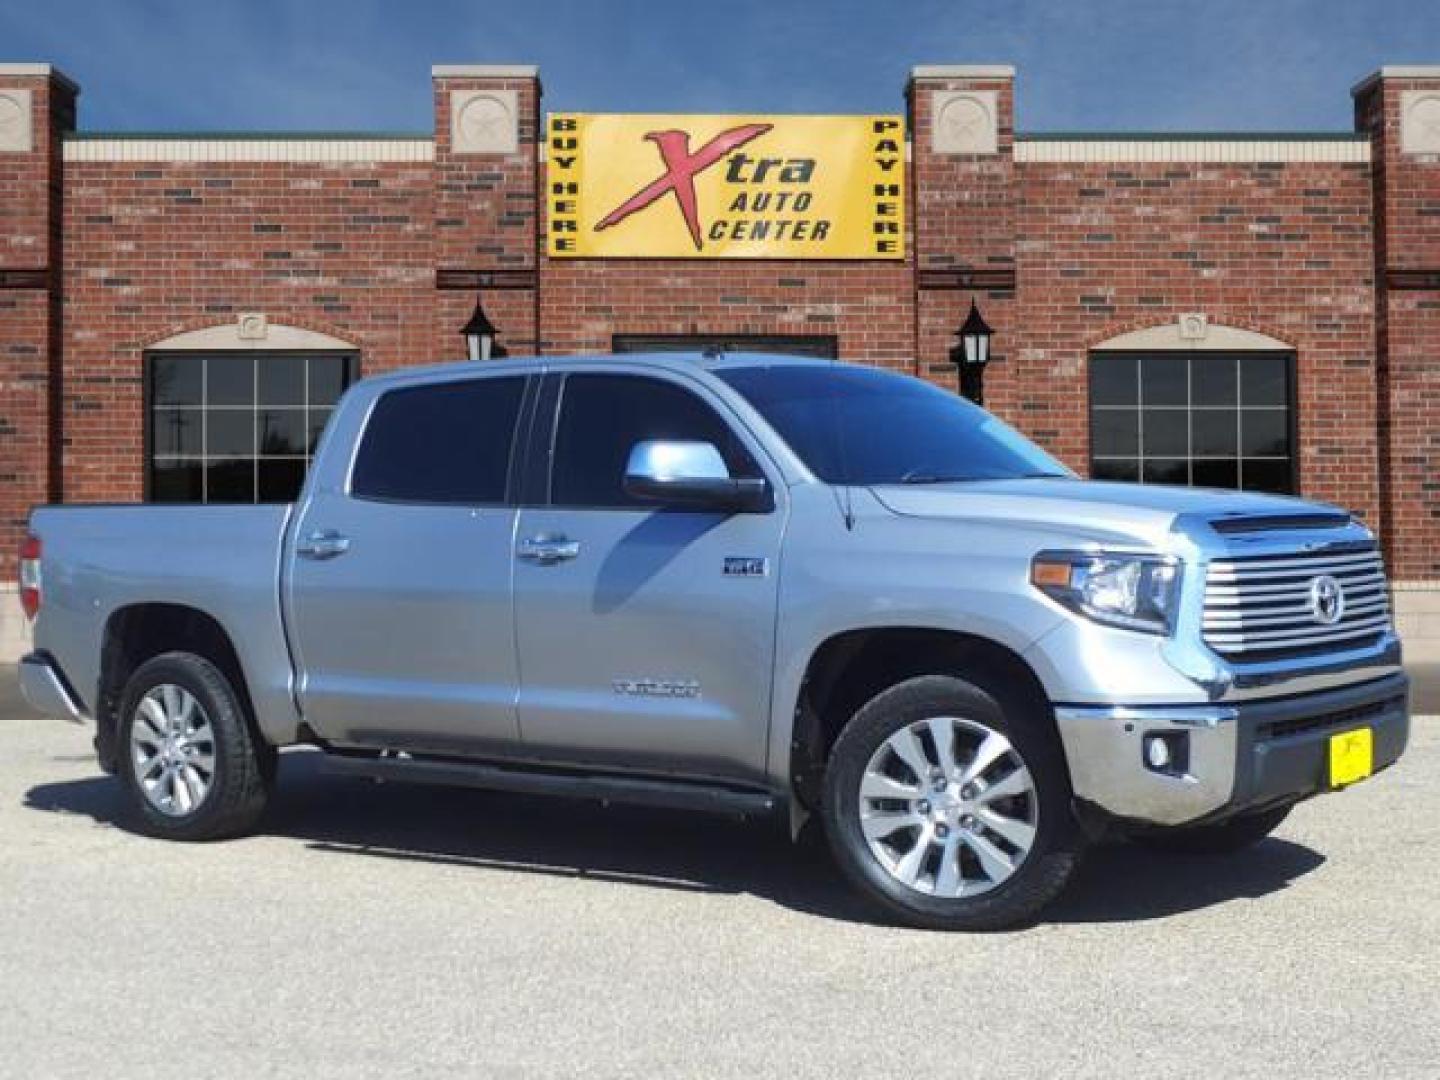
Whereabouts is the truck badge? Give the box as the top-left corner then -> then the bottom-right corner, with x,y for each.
1308,575 -> 1344,625
724,557 -> 769,578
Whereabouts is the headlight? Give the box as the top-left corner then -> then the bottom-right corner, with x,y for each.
1031,551 -> 1181,635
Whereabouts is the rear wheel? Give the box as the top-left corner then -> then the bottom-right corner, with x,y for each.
822,674 -> 1082,931
117,652 -> 273,840
1134,804 -> 1292,855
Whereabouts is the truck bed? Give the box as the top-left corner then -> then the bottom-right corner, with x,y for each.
27,504 -> 302,741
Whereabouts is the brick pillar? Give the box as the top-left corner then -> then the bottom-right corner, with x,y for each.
908,65 -> 1020,423
1355,66 -> 1440,655
0,64 -> 75,657
430,65 -> 541,360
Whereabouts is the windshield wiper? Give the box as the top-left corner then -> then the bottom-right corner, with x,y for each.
896,471 -> 1069,485
897,472 -> 973,485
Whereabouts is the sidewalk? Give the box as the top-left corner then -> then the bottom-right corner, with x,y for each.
1409,662 -> 1440,715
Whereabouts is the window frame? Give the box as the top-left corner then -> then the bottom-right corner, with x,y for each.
1086,348 -> 1299,495
345,373 -> 536,508
534,369 -> 777,513
143,349 -> 359,505
612,333 -> 838,359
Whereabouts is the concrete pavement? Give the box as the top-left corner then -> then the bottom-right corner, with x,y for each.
1,668 -> 1437,1078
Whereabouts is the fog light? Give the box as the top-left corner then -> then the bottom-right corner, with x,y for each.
1143,732 -> 1190,776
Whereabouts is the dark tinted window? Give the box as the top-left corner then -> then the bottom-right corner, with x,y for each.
717,364 -> 1068,485
352,377 -> 524,503
148,352 -> 355,504
1089,351 -> 1295,494
551,374 -> 760,508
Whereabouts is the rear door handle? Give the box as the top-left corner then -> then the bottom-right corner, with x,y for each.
517,534 -> 581,565
296,529 -> 351,560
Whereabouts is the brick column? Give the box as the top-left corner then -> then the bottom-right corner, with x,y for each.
430,65 -> 541,359
0,63 -> 75,657
1355,66 -> 1440,655
908,65 -> 1019,418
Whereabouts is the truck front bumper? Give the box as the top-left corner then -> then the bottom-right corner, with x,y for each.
1055,672 -> 1409,828
18,651 -> 88,723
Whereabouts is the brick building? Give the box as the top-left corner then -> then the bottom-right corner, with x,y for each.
2,61 -> 1438,659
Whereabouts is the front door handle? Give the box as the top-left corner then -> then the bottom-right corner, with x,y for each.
517,534 -> 581,565
296,529 -> 351,560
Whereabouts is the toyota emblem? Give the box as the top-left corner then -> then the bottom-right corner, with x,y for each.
1309,575 -> 1345,625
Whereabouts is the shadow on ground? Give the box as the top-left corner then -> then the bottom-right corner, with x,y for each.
24,750 -> 1325,930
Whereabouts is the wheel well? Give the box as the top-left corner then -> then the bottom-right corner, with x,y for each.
789,628 -> 1056,810
95,604 -> 259,772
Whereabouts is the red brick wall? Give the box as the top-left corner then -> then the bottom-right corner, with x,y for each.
910,73 -> 1018,404
60,156 -> 438,503
538,256 -> 914,366
6,61 -> 1437,585
0,72 -> 73,578
1011,156 -> 1378,520
1357,74 -> 1440,579
432,73 -> 540,354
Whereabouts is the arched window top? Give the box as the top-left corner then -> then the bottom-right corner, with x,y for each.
1093,323 -> 1293,352
146,322 -> 357,352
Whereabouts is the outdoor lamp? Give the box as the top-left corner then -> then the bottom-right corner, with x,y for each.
950,299 -> 994,405
461,295 -> 504,361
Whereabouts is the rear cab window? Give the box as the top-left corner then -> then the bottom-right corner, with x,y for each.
351,376 -> 526,504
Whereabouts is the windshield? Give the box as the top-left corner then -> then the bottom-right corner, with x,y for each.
717,364 -> 1071,485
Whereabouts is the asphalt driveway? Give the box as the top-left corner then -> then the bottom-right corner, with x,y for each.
1,667 -> 1436,1078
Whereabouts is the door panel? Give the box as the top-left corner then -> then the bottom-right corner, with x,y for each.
513,370 -> 785,781
287,497 -> 520,752
285,373 -> 529,753
514,505 -> 782,779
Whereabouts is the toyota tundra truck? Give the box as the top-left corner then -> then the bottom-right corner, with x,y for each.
17,353 -> 1410,930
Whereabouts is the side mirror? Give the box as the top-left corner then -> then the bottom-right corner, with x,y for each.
623,440 -> 772,513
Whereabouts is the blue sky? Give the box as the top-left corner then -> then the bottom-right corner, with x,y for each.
3,0 -> 1437,133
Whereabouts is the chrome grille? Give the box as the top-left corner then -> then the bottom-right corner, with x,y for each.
1202,546 -> 1391,658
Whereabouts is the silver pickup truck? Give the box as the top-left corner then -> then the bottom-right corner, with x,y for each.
18,353 -> 1409,929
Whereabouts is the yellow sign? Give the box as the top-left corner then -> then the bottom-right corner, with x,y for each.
547,113 -> 905,260
1329,727 -> 1374,787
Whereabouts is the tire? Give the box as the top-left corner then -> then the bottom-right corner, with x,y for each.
822,674 -> 1083,931
116,651 -> 274,840
1134,804 -> 1292,855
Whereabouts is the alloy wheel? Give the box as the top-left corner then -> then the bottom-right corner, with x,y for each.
129,683 -> 217,817
858,716 -> 1038,897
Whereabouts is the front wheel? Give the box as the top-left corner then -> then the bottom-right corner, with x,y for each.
117,652 -> 274,840
823,674 -> 1083,931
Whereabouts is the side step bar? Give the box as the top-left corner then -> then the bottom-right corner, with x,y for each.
321,752 -> 780,818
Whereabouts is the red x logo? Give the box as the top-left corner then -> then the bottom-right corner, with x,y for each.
595,123 -> 773,251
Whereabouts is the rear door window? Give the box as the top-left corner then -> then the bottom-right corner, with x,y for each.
351,377 -> 526,504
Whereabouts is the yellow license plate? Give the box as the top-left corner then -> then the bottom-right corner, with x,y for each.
1329,727 -> 1374,788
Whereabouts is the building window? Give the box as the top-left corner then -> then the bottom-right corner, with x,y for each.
612,334 -> 838,359
1089,351 -> 1295,494
147,352 -> 357,503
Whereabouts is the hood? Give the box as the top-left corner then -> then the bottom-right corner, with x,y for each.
869,478 -> 1342,549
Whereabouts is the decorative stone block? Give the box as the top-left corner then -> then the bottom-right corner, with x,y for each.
0,88 -> 33,153
451,88 -> 519,155
1178,313 -> 1209,340
932,90 -> 998,155
237,312 -> 268,340
1400,90 -> 1440,155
